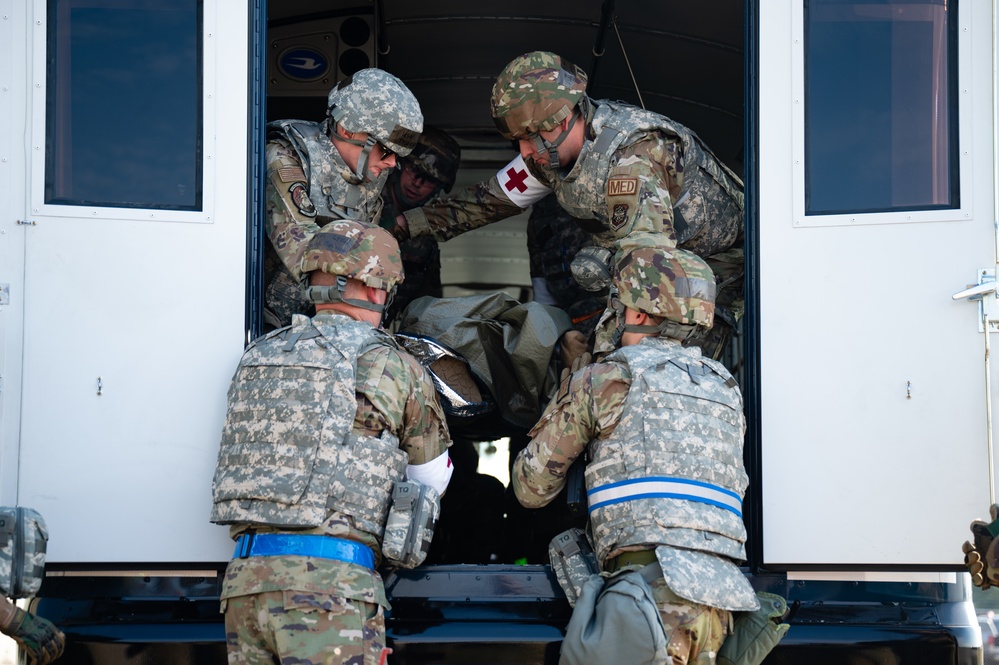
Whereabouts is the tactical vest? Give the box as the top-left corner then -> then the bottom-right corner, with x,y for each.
555,100 -> 744,257
211,314 -> 409,537
530,203 -> 590,305
586,339 -> 748,566
268,119 -> 386,224
528,202 -> 607,335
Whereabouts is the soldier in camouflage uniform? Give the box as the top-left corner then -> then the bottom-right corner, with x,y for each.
513,246 -> 759,664
212,222 -> 452,665
378,126 -> 461,325
391,51 -> 744,359
264,68 -> 423,330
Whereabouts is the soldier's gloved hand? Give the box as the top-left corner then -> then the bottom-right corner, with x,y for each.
558,330 -> 589,373
0,605 -> 65,665
963,504 -> 999,589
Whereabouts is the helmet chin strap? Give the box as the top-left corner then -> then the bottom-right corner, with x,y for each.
622,323 -> 660,335
656,320 -> 701,341
353,135 -> 378,182
531,111 -> 579,169
618,321 -> 701,345
617,311 -> 701,342
329,119 -> 380,183
340,134 -> 379,183
302,275 -> 386,314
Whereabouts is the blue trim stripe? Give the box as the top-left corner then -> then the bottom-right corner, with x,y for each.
587,476 -> 743,517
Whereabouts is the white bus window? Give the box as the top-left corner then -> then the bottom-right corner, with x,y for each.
804,0 -> 958,216
44,0 -> 203,210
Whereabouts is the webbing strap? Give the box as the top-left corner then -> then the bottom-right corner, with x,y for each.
281,327 -> 321,352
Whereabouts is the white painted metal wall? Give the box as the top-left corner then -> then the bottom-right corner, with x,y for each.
759,0 -> 997,567
3,1 -> 248,563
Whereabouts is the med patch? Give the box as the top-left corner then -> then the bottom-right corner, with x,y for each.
607,176 -> 638,197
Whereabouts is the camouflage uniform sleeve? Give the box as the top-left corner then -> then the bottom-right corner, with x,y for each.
265,138 -> 322,281
512,362 -> 630,509
605,132 -> 684,251
356,346 -> 451,466
403,176 -> 527,242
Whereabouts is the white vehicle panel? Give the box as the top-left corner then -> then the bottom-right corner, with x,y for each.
11,1 -> 246,562
758,0 -> 996,565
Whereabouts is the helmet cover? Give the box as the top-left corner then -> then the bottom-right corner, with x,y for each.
490,51 -> 587,140
327,68 -> 424,156
614,246 -> 716,327
404,126 -> 462,192
301,220 -> 404,292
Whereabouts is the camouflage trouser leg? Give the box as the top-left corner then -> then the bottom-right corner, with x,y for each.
650,579 -> 732,665
223,590 -> 389,665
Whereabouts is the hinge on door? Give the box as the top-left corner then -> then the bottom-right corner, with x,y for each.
953,269 -> 999,333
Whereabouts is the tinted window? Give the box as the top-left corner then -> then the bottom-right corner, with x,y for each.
805,0 -> 958,215
45,0 -> 202,210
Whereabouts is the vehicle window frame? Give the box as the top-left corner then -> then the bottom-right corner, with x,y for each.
789,0 -> 972,228
31,0 -> 217,224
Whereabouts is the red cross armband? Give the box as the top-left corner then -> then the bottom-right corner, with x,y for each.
496,155 -> 551,207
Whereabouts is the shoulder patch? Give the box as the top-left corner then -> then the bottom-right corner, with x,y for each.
611,204 -> 629,230
607,176 -> 638,197
289,182 -> 317,218
278,165 -> 307,183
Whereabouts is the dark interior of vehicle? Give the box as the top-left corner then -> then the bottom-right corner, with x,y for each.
264,0 -> 747,565
266,1 -> 745,173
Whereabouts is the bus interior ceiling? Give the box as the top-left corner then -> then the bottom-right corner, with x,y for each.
266,0 -> 746,294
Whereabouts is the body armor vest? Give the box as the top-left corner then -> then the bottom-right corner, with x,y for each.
554,101 -> 744,257
528,202 -> 607,335
211,314 -> 408,537
585,339 -> 748,565
268,119 -> 386,224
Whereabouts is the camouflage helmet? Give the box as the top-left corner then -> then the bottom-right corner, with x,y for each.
301,220 -> 404,293
614,246 -> 716,328
490,51 -> 588,140
404,126 -> 462,192
327,68 -> 423,157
